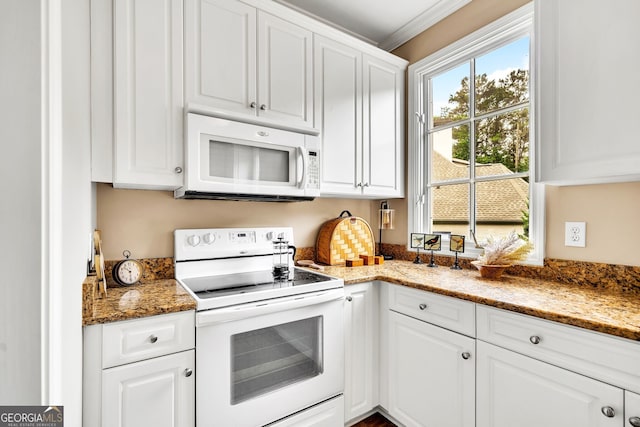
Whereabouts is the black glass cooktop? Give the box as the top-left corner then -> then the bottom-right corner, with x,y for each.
183,268 -> 332,300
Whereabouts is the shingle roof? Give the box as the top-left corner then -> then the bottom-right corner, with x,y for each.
431,152 -> 528,223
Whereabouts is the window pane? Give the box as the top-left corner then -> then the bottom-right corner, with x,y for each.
431,124 -> 470,182
430,62 -> 469,127
475,107 -> 529,176
475,180 -> 529,243
475,37 -> 529,115
431,183 -> 469,238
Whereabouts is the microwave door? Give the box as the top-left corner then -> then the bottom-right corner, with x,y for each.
198,136 -> 306,197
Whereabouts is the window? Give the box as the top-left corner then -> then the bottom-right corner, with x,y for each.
408,4 -> 544,264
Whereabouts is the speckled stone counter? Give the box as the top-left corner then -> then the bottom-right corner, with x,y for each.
82,276 -> 196,326
319,260 -> 640,341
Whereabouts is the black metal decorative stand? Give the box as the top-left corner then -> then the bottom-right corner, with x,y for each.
451,251 -> 462,270
413,247 -> 423,264
427,250 -> 437,267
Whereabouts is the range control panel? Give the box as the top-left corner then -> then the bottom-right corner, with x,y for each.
174,227 -> 294,261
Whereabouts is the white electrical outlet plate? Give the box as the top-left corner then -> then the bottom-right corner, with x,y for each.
565,222 -> 586,247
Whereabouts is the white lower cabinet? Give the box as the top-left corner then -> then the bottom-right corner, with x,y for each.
83,311 -> 195,427
626,391 -> 640,427
343,282 -> 379,423
103,350 -> 195,427
386,309 -> 475,427
477,341 -> 623,427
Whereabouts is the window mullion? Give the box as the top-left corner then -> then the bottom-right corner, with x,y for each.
468,59 -> 477,240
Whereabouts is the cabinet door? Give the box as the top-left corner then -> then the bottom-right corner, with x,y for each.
626,391 -> 640,427
387,311 -> 475,427
362,55 -> 404,198
184,0 -> 256,116
257,12 -> 313,127
344,283 -> 378,423
477,341 -> 623,427
113,0 -> 184,190
314,35 -> 363,197
536,0 -> 640,184
103,350 -> 195,427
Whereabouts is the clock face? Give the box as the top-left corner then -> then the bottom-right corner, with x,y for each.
116,259 -> 142,285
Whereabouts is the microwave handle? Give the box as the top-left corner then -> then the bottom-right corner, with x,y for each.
297,146 -> 308,189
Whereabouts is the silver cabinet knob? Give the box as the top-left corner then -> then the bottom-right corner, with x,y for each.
149,335 -> 158,344
629,416 -> 640,426
184,368 -> 193,377
601,406 -> 615,418
174,166 -> 183,174
461,352 -> 471,360
260,104 -> 267,110
346,296 -> 353,302
250,102 -> 257,108
356,182 -> 362,188
419,303 -> 428,310
529,335 -> 541,345
363,182 -> 369,187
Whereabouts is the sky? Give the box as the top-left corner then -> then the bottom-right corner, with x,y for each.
431,36 -> 530,118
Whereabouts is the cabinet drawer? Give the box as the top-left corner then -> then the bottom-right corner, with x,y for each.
388,285 -> 475,337
102,311 -> 195,368
477,305 -> 640,393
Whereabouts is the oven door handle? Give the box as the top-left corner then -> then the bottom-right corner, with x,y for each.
196,288 -> 345,326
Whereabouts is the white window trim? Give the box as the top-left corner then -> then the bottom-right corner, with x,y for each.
407,3 -> 545,266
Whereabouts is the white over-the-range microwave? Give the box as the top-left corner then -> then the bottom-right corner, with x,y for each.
175,113 -> 320,201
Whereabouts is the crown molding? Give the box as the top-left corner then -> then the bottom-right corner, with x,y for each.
380,0 -> 472,51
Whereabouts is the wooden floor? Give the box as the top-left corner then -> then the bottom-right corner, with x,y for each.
351,412 -> 397,427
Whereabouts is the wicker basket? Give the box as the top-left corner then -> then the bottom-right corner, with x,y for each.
316,210 -> 375,265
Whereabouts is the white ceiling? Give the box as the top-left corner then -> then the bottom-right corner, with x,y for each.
273,0 -> 472,51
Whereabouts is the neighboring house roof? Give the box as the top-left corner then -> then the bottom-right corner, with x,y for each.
431,151 -> 528,223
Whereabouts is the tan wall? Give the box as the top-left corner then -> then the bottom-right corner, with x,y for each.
97,0 -> 640,267
545,183 -> 640,266
97,183 -> 374,260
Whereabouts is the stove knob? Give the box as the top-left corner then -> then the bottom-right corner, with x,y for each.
266,231 -> 274,241
187,235 -> 201,247
202,233 -> 216,245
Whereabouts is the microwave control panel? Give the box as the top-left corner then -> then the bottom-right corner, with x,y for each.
307,151 -> 320,189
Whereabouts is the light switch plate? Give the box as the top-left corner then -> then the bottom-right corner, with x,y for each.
565,222 -> 586,247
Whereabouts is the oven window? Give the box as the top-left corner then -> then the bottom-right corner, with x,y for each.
209,140 -> 290,183
231,316 -> 323,404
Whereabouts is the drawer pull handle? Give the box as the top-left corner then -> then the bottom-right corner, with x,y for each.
529,335 -> 541,345
461,352 -> 471,360
184,368 -> 193,378
629,416 -> 640,426
601,406 -> 615,418
346,296 -> 353,302
149,335 -> 158,344
419,303 -> 428,310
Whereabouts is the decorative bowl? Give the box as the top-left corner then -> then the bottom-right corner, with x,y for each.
471,261 -> 511,279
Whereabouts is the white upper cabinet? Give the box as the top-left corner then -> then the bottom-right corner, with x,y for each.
185,0 -> 313,129
536,0 -> 640,184
314,36 -> 363,197
315,36 -> 406,198
362,55 -> 404,198
112,0 -> 184,190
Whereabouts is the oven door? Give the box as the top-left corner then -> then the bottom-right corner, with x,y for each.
195,289 -> 344,427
